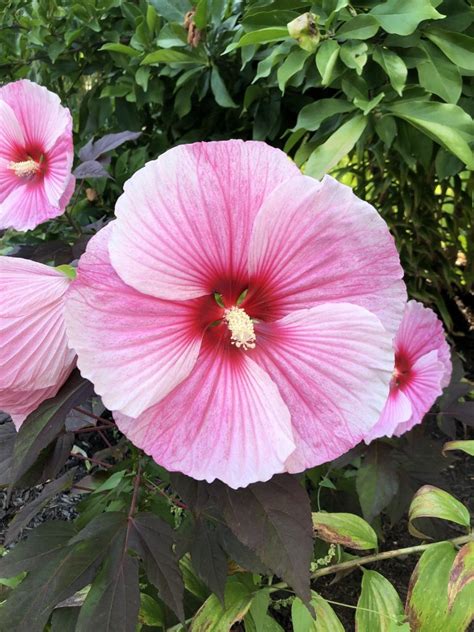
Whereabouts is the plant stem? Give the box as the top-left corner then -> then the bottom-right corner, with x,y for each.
311,533 -> 473,579
70,452 -> 112,469
73,406 -> 116,426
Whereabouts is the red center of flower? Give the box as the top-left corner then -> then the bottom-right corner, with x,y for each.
8,144 -> 46,181
393,350 -> 411,388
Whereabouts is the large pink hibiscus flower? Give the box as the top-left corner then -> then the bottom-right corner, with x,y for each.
0,80 -> 75,231
365,300 -> 452,442
0,257 -> 76,429
65,140 -> 406,488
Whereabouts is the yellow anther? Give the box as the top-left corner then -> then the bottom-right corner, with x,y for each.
224,306 -> 256,351
9,159 -> 40,179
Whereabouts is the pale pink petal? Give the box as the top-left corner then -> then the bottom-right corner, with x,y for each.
43,128 -> 74,207
364,387 -> 412,443
0,181 -> 69,231
0,157 -> 20,204
0,80 -> 71,152
0,100 -> 25,163
109,140 -> 301,301
0,257 -> 75,391
394,350 -> 445,436
114,345 -> 295,488
248,175 -> 406,335
250,302 -> 394,472
396,300 -> 452,388
65,224 -> 203,418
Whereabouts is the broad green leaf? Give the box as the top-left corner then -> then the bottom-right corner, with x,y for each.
373,46 -> 407,96
226,27 -> 289,51
370,0 -> 445,36
340,41 -> 368,75
356,570 -> 405,631
211,66 -> 238,107
292,591 -> 344,631
425,28 -> 474,71
140,593 -> 165,627
189,577 -> 254,632
277,48 -> 310,92
337,14 -> 379,39
149,0 -> 191,22
406,542 -> 474,631
305,115 -> 367,180
443,440 -> 474,457
316,40 -> 340,86
448,541 -> 474,608
387,101 -> 474,168
353,92 -> 385,115
142,49 -> 207,65
0,421 -> 16,485
245,612 -> 285,632
294,98 -> 355,131
99,43 -> 141,57
356,444 -> 399,523
130,512 -> 185,621
10,370 -> 93,487
417,42 -> 461,103
408,485 -> 470,538
312,510 -> 377,550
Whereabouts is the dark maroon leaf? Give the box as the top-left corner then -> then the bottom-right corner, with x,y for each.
217,524 -> 270,575
5,467 -> 77,544
42,432 -> 75,481
50,607 -> 80,631
211,474 -> 313,605
78,131 -> 142,162
0,521 -> 76,578
356,443 -> 400,523
130,512 -> 185,621
76,538 -> 140,632
10,240 -> 74,265
0,421 -> 16,485
70,511 -> 128,546
73,160 -> 111,179
190,518 -> 228,603
10,370 -> 94,488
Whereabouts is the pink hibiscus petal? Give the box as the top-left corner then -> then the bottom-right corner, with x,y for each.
114,345 -> 295,488
42,128 -> 74,207
65,224 -> 203,418
0,80 -> 71,152
394,350 -> 445,436
0,100 -> 25,164
109,140 -> 301,301
0,257 -> 75,391
396,300 -> 452,387
364,387 -> 412,443
251,302 -> 394,472
0,181 -> 69,231
248,175 -> 406,335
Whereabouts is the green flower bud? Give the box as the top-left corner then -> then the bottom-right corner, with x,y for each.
287,12 -> 320,53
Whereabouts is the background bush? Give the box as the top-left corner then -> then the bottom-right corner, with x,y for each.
1,0 -> 473,329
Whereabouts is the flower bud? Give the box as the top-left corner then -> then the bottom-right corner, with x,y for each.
287,13 -> 320,53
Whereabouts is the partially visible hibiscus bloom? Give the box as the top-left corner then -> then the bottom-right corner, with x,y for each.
0,80 -> 75,231
66,140 -> 406,488
0,257 -> 76,429
365,300 -> 452,442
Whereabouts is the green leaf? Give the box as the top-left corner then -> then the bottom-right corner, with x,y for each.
189,576 -> 254,632
373,46 -> 407,96
130,512 -> 185,621
99,43 -> 141,57
448,541 -> 474,609
0,421 -> 16,485
142,49 -> 207,65
277,48 -> 310,92
139,593 -> 165,627
406,542 -> 474,631
149,0 -> 191,22
425,28 -> 474,71
76,539 -> 140,632
210,66 -> 238,108
312,511 -> 377,550
340,41 -> 368,75
356,570 -> 405,631
316,39 -> 340,86
408,485 -> 471,538
387,100 -> 474,168
5,467 -> 77,544
356,444 -> 399,523
292,591 -> 344,631
304,114 -> 367,179
10,370 -> 93,487
370,0 -> 445,36
227,27 -> 289,51
417,42 -> 461,103
211,475 -> 313,605
337,14 -> 379,40
443,440 -> 474,457
294,98 -> 355,131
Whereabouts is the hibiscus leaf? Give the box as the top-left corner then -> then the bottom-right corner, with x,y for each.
10,370 -> 93,488
356,443 -> 400,523
0,421 -> 16,485
129,512 -> 185,622
73,160 -> 111,179
210,474 -> 313,606
78,131 -> 142,162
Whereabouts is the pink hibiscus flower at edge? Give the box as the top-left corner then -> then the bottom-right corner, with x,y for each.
65,140 -> 406,488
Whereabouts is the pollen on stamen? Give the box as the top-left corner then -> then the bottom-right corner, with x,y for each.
9,159 -> 41,179
224,306 -> 256,351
